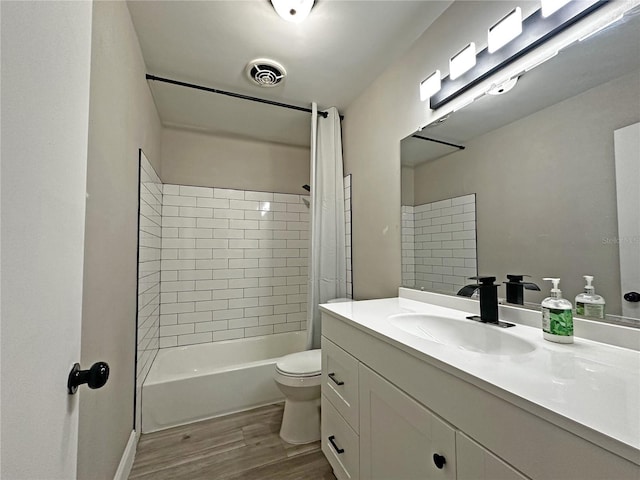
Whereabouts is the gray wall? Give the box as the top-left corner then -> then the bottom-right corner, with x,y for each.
343,0 -> 528,299
161,127 -> 310,194
341,0 -> 627,301
79,1 -> 162,478
413,71 -> 640,314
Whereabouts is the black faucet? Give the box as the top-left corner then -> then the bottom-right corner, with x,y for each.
458,276 -> 515,328
503,274 -> 540,305
457,284 -> 479,297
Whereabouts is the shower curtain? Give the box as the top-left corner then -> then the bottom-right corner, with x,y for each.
306,103 -> 347,349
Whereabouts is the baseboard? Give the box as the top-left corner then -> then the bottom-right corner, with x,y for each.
113,430 -> 138,480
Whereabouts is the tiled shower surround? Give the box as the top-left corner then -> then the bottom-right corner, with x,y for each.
345,174 -> 353,299
402,194 -> 477,294
159,185 -> 310,347
136,152 -> 162,429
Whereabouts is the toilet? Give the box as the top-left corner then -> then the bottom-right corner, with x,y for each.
274,349 -> 322,444
274,298 -> 354,444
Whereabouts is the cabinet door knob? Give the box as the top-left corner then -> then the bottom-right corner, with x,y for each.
433,453 -> 446,469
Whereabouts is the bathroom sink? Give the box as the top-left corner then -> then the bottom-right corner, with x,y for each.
388,313 -> 536,355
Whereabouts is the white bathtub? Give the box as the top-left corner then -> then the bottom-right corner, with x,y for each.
141,331 -> 307,433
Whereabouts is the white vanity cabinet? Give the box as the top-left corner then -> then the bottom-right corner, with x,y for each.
359,363 -> 456,480
456,433 -> 527,480
321,337 -> 457,480
320,310 -> 639,480
321,337 -> 361,480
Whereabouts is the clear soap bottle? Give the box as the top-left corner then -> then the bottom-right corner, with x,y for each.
541,278 -> 574,344
575,275 -> 605,320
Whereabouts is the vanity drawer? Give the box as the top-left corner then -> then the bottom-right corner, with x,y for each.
321,394 -> 360,480
321,337 -> 360,432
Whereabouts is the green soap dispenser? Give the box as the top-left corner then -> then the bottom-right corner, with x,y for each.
575,275 -> 606,320
541,278 -> 574,344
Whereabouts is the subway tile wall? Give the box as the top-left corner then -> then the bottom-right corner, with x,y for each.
136,151 -> 162,430
345,174 -> 353,298
159,185 -> 310,347
401,205 -> 416,287
404,194 -> 477,295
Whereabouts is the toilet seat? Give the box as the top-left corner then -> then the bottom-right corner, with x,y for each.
276,349 -> 321,377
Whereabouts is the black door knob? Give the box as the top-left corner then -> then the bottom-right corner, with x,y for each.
624,291 -> 640,303
433,453 -> 446,469
68,361 -> 109,394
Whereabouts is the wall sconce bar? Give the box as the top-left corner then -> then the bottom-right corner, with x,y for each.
429,0 -> 605,110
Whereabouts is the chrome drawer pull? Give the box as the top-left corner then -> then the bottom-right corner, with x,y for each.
328,372 -> 344,386
328,435 -> 345,454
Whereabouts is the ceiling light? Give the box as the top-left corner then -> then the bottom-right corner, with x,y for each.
420,71 -> 441,102
541,0 -> 572,18
271,0 -> 314,23
449,43 -> 476,80
488,7 -> 523,53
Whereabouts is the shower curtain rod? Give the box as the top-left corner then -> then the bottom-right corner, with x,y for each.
412,134 -> 465,150
146,74 -> 343,120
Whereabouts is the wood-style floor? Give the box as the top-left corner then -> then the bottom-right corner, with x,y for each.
130,403 -> 337,480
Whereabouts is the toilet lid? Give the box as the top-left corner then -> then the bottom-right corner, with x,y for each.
276,349 -> 321,376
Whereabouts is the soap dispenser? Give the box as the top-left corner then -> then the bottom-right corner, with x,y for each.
575,275 -> 605,320
541,278 -> 574,344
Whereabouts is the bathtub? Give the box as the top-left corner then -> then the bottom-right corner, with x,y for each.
141,331 -> 307,433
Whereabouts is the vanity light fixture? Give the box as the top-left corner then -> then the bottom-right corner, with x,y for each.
449,43 -> 476,80
487,77 -> 519,96
541,0 -> 572,18
420,70 -> 441,101
426,0 -> 606,110
578,13 -> 624,42
271,0 -> 315,23
488,7 -> 523,53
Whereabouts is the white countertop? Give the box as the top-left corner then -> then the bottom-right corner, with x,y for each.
320,294 -> 640,462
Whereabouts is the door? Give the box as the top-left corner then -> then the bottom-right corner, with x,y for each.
0,1 -> 93,477
614,123 -> 640,319
359,364 -> 456,480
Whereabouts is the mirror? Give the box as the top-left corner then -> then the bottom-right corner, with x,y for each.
401,7 -> 640,319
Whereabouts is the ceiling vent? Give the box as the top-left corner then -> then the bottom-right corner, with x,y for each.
245,59 -> 286,87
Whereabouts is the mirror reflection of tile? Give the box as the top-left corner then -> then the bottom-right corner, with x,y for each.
402,194 -> 477,295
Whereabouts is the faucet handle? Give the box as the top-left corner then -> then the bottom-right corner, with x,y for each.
469,276 -> 496,285
506,274 -> 530,283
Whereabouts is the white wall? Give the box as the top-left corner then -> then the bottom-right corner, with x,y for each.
78,2 -> 162,478
1,1 -> 93,477
161,127 -> 310,194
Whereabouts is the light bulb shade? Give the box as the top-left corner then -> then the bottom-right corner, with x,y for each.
541,0 -> 572,18
271,0 -> 314,23
420,70 -> 441,102
449,43 -> 476,80
488,7 -> 523,53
